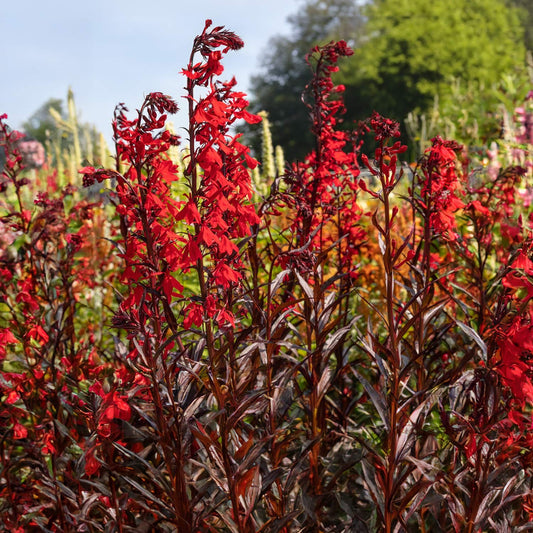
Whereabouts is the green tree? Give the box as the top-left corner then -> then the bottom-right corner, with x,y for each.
22,98 -> 64,145
22,89 -> 110,176
341,0 -> 527,139
508,0 -> 533,52
247,0 -> 364,161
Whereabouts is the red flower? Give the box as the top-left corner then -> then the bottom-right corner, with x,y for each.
41,432 -> 56,455
5,390 -> 20,405
27,324 -> 49,345
103,392 -> 131,422
13,422 -> 27,440
183,302 -> 204,329
213,262 -> 241,288
496,304 -> 533,406
176,200 -> 201,225
419,136 -> 465,241
465,199 -> 491,217
0,328 -> 17,360
84,448 -> 101,476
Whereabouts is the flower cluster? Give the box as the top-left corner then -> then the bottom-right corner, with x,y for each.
80,93 -> 185,351
418,136 -> 465,241
281,40 -> 365,275
181,19 -> 261,326
360,111 -> 407,191
495,247 -> 533,406
0,114 -> 120,529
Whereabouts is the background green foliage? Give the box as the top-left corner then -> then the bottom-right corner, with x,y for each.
22,97 -> 65,144
247,0 -> 530,159
341,0 -> 526,122
508,0 -> 533,52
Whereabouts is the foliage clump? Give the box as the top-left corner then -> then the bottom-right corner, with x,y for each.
1,18 -> 533,533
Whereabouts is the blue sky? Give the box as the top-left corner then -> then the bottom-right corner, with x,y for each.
3,0 -> 301,144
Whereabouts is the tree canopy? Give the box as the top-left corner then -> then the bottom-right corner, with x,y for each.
341,0 -> 527,127
508,0 -> 533,52
248,0 -> 529,159
22,98 -> 64,145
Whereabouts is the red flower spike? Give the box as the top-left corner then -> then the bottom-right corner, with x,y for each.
279,39 -> 365,275
181,19 -> 262,336
416,136 -> 465,241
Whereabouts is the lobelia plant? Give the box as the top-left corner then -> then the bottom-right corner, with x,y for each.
243,39 -> 370,531
431,160 -> 533,532
0,114 -> 118,531
351,114 -> 533,531
80,19 -> 268,533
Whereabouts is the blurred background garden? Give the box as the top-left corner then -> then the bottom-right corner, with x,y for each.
3,0 -> 532,169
